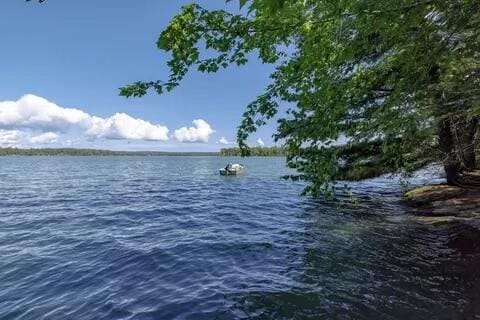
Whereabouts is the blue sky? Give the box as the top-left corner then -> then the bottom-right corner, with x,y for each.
0,0 -> 277,151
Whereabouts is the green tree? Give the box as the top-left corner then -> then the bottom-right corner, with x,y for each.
32,0 -> 480,194
121,0 -> 480,194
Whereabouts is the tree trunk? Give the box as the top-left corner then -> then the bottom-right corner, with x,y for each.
439,116 -> 479,187
438,117 -> 461,185
431,64 -> 479,185
455,116 -> 478,170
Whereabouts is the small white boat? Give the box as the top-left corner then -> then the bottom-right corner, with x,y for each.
219,163 -> 245,175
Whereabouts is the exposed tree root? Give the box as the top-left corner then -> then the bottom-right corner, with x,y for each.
451,170 -> 480,190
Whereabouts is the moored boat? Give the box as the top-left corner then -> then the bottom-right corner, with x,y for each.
219,163 -> 245,175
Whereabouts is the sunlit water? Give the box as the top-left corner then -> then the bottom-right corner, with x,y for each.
1,157 -> 479,320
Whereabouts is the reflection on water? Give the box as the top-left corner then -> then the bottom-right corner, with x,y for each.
228,199 -> 480,320
0,157 -> 479,319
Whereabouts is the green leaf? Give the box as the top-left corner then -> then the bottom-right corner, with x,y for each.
157,34 -> 169,50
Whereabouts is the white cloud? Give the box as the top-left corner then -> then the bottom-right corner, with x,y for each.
0,94 -> 169,141
30,132 -> 58,144
0,94 -> 91,132
87,113 -> 169,141
174,119 -> 214,143
0,130 -> 22,147
218,137 -> 231,145
257,138 -> 265,146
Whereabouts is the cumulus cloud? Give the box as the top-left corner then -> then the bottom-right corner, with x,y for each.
0,94 -> 169,141
257,138 -> 265,146
30,132 -> 58,144
218,137 -> 231,145
0,94 -> 90,132
87,113 -> 169,141
0,130 -> 22,147
174,119 -> 214,143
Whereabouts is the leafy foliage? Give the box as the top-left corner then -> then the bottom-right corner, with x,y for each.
121,0 -> 480,195
31,0 -> 480,195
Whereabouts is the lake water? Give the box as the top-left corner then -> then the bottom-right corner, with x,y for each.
1,156 -> 479,319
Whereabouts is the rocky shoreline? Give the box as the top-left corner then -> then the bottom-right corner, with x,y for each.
404,171 -> 480,254
405,184 -> 480,216
405,180 -> 480,254
405,169 -> 480,217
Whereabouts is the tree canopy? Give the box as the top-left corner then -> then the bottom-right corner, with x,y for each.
31,0 -> 480,195
121,0 -> 480,194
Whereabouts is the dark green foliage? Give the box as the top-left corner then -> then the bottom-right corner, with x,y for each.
31,0 -> 480,194
220,146 -> 286,156
121,0 -> 480,195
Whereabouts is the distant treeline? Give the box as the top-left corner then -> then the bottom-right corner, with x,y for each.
0,147 -> 286,157
220,146 -> 286,156
0,148 -> 218,156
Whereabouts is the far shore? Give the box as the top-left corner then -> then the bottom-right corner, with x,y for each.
0,147 -> 286,157
0,147 -> 218,156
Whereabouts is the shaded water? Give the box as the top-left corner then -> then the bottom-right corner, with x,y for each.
1,156 -> 479,319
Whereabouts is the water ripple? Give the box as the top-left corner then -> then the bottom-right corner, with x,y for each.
0,157 -> 479,319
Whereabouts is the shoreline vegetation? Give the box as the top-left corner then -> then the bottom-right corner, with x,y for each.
220,146 -> 285,156
0,147 -> 217,156
0,147 -> 285,157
